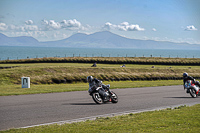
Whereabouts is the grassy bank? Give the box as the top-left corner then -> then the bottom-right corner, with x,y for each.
0,58 -> 198,95
2,104 -> 200,132
0,62 -> 199,85
0,80 -> 182,96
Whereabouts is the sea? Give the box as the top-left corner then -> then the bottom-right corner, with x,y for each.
0,46 -> 200,60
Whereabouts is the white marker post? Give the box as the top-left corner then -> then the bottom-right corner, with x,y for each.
21,77 -> 30,88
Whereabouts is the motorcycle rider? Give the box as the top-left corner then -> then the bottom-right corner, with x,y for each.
87,76 -> 110,100
183,72 -> 200,91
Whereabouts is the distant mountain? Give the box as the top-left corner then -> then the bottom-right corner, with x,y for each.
0,31 -> 200,49
41,31 -> 200,49
0,33 -> 39,46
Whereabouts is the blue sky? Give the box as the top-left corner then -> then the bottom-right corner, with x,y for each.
0,0 -> 199,44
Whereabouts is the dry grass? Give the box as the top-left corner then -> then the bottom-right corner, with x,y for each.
1,57 -> 200,65
0,62 -> 200,85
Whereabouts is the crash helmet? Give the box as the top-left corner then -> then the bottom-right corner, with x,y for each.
183,72 -> 188,77
87,76 -> 93,83
195,80 -> 199,84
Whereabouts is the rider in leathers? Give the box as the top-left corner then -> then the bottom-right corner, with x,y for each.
87,76 -> 110,101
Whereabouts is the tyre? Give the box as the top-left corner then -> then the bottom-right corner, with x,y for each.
110,91 -> 118,103
92,92 -> 103,104
189,88 -> 197,98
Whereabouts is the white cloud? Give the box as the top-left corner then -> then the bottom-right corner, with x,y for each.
41,20 -> 61,30
1,19 -> 89,33
126,24 -> 145,31
41,19 -> 86,31
0,19 -> 91,41
7,24 -> 38,32
61,19 -> 81,28
42,20 -> 61,30
62,33 -> 70,38
103,22 -> 145,31
83,24 -> 91,31
25,20 -> 34,25
176,37 -> 200,44
49,20 -> 61,29
103,22 -> 113,30
152,28 -> 156,31
185,25 -> 197,31
24,25 -> 39,31
0,23 -> 8,31
42,19 -> 49,25
120,22 -> 129,26
8,24 -> 23,31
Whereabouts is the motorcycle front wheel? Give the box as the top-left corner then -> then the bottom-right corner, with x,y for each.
110,91 -> 118,103
92,92 -> 103,104
189,88 -> 197,98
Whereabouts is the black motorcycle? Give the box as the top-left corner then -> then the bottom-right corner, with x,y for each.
89,84 -> 118,104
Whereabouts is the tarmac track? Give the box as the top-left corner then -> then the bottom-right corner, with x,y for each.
0,85 -> 200,130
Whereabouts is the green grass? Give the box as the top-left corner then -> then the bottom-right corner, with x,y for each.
0,61 -> 195,96
0,62 -> 199,85
2,104 -> 200,133
0,80 -> 182,96
0,59 -> 198,132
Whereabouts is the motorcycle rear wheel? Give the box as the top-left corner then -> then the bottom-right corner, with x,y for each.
110,91 -> 118,103
92,92 -> 103,104
189,88 -> 197,98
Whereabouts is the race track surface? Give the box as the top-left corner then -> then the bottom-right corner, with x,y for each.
1,85 -> 200,130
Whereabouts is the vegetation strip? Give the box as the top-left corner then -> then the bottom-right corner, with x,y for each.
1,57 -> 200,65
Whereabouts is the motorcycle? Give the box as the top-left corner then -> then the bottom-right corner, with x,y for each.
184,80 -> 200,98
89,84 -> 118,104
